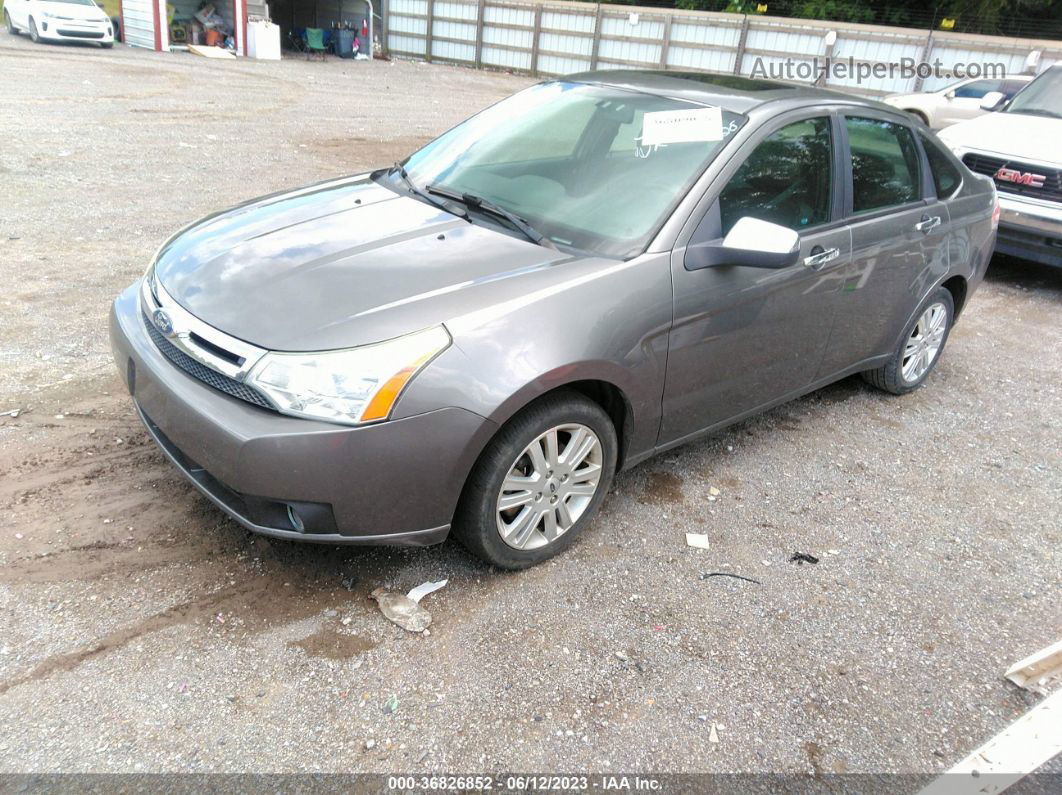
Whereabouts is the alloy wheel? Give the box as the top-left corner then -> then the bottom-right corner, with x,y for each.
496,423 -> 603,550
901,302 -> 947,383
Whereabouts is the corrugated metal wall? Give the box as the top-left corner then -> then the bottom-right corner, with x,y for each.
383,0 -> 1062,96
122,0 -> 162,49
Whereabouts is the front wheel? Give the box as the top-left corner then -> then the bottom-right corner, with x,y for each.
862,287 -> 954,395
452,391 -> 617,569
100,41 -> 113,48
28,16 -> 40,43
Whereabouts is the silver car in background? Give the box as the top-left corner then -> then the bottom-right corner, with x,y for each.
110,71 -> 998,569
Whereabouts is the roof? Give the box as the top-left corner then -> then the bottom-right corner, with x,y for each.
563,69 -> 889,115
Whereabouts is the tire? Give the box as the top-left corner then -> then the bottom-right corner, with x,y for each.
28,16 -> 39,43
862,287 -> 954,395
4,11 -> 16,35
906,109 -> 929,126
452,391 -> 618,569
101,41 -> 113,48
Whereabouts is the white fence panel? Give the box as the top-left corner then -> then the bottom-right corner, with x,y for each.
382,0 -> 1062,97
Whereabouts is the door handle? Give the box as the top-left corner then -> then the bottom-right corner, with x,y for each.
803,246 -> 840,270
915,215 -> 941,233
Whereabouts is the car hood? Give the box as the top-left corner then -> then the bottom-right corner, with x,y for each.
937,112 -> 1062,166
153,175 -> 581,351
38,2 -> 108,20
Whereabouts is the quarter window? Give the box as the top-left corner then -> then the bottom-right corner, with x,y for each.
846,117 -> 921,213
920,133 -> 962,198
718,117 -> 832,235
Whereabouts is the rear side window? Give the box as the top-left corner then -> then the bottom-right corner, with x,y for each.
920,133 -> 962,198
718,117 -> 833,235
846,117 -> 921,213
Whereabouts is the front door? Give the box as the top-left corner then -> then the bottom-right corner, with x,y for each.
938,79 -> 1003,126
660,113 -> 852,445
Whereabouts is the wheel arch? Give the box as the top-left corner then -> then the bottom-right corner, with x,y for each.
486,370 -> 637,471
941,274 -> 969,318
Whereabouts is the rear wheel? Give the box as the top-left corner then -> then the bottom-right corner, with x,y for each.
452,391 -> 617,569
28,16 -> 40,43
862,287 -> 954,395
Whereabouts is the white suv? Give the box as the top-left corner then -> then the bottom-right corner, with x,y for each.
937,66 -> 1062,268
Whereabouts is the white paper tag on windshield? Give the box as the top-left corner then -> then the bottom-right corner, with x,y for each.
641,107 -> 723,146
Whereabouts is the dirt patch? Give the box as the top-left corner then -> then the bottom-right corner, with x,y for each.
288,628 -> 376,660
641,471 -> 685,504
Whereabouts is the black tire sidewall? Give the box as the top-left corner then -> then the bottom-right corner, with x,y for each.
886,287 -> 955,393
454,392 -> 618,570
29,17 -> 38,42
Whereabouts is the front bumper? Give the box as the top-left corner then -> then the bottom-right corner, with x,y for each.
995,194 -> 1062,268
38,19 -> 114,42
109,283 -> 497,545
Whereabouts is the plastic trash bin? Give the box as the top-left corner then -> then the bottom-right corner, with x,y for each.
334,29 -> 356,59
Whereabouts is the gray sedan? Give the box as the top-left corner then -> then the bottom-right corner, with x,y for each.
110,71 -> 998,569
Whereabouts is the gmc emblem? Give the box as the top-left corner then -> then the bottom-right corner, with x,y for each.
995,167 -> 1046,188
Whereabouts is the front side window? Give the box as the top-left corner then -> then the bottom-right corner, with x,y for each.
952,79 -> 1000,99
847,117 -> 921,213
920,133 -> 962,198
718,117 -> 833,236
397,82 -> 747,257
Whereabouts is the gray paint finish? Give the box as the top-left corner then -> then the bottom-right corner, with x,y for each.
111,71 -> 998,544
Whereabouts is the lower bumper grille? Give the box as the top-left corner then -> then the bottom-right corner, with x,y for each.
58,29 -> 105,38
142,312 -> 274,410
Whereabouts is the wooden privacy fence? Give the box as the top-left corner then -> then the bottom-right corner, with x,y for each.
379,0 -> 1062,96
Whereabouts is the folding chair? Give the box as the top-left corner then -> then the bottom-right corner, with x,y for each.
305,27 -> 328,60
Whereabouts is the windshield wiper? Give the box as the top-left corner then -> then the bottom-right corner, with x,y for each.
387,164 -> 469,221
1009,108 -> 1062,119
426,185 -> 556,249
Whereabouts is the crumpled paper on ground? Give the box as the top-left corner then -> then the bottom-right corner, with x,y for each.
369,579 -> 448,633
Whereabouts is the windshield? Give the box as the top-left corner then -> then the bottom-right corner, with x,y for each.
393,82 -> 747,257
1006,68 -> 1062,118
51,0 -> 99,5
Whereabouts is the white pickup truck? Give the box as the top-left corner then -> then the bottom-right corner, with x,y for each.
937,65 -> 1062,268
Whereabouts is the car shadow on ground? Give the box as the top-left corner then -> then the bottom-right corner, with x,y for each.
983,254 -> 1062,294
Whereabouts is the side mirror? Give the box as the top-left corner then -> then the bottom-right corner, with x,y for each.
980,91 -> 1006,111
944,90 -> 956,100
685,217 -> 800,271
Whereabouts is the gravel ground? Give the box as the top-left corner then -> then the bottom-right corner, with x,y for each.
0,33 -> 1060,776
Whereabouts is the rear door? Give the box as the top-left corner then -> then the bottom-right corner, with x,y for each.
816,113 -> 950,377
660,111 -> 852,444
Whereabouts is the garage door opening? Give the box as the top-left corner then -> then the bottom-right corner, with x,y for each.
121,0 -> 250,55
265,0 -> 373,57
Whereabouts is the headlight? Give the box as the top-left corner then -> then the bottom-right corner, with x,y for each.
247,326 -> 451,425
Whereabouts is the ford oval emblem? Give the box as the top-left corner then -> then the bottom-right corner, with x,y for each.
152,309 -> 173,335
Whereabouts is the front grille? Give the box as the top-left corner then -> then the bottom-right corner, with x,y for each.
962,153 -> 1062,204
58,29 -> 104,38
142,313 -> 274,410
